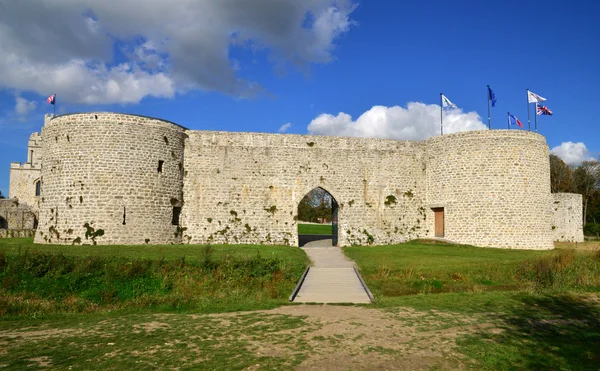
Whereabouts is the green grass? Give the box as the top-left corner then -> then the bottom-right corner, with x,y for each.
297,223 -> 332,235
0,238 -> 309,317
344,240 -> 600,296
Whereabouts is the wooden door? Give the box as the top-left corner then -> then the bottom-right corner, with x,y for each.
433,208 -> 444,238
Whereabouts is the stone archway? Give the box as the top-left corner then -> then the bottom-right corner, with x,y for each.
0,216 -> 7,229
297,187 -> 338,247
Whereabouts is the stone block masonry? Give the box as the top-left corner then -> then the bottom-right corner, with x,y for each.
425,130 -> 554,249
551,193 -> 584,242
183,131 -> 427,247
34,113 -> 186,245
22,112 -> 580,249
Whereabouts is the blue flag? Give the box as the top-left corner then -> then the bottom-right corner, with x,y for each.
488,86 -> 496,107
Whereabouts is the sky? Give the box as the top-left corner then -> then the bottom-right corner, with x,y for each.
1,0 -> 599,196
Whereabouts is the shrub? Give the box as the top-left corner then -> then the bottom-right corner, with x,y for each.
583,223 -> 600,236
0,249 -> 300,316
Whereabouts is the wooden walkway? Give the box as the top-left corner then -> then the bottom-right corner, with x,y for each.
292,239 -> 372,304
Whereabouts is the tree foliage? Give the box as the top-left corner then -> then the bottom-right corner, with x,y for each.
297,187 -> 333,223
573,161 -> 600,227
549,154 -> 574,193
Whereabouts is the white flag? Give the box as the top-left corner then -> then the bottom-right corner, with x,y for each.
527,90 -> 546,103
441,94 -> 458,108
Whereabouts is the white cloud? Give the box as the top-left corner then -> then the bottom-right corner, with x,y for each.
0,0 -> 357,105
278,122 -> 292,133
551,142 -> 594,166
307,102 -> 487,141
14,96 -> 37,115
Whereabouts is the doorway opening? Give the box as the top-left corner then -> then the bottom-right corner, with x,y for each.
297,187 -> 339,247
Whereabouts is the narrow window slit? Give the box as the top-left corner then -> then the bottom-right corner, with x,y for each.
123,207 -> 126,225
158,160 -> 164,173
172,207 -> 181,225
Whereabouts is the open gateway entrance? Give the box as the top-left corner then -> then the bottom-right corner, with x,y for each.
297,187 -> 339,247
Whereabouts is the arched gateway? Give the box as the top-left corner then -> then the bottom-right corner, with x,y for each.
296,187 -> 339,247
32,112 -> 571,249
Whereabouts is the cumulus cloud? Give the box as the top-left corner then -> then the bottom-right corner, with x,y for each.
551,142 -> 595,166
14,96 -> 37,116
278,122 -> 292,133
307,103 -> 487,141
0,0 -> 356,105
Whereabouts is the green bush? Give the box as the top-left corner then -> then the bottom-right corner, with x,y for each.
583,223 -> 600,236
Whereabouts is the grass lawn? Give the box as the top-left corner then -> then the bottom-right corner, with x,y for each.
297,223 -> 332,235
344,240 -> 600,296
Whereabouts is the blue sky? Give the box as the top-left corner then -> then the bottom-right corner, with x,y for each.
1,0 -> 599,197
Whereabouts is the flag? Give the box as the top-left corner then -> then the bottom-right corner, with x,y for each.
47,94 -> 56,105
527,90 -> 546,103
537,104 -> 553,116
488,86 -> 497,107
441,94 -> 457,108
509,114 -> 523,128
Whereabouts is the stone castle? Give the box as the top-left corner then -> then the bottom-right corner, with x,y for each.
3,112 -> 583,249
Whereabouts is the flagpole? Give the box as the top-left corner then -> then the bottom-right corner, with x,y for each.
440,93 -> 443,135
534,103 -> 538,132
487,85 -> 491,129
526,88 -> 530,131
507,112 -> 510,129
53,94 -> 56,116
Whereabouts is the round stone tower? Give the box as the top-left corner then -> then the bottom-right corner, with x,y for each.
35,113 -> 187,245
425,130 -> 553,250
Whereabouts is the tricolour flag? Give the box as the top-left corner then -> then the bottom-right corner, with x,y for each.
47,94 -> 56,105
537,104 -> 553,116
441,94 -> 458,108
509,114 -> 523,128
488,86 -> 497,107
527,90 -> 546,103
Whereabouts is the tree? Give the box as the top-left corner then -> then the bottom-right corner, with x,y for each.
549,154 -> 574,193
297,187 -> 333,222
573,160 -> 600,225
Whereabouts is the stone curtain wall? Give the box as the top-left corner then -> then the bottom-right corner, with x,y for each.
8,133 -> 42,209
35,113 -> 187,245
425,130 -> 554,250
182,131 -> 428,246
0,199 -> 37,231
551,193 -> 584,242
9,163 -> 41,209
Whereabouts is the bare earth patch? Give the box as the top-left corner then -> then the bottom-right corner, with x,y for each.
254,305 -> 491,370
